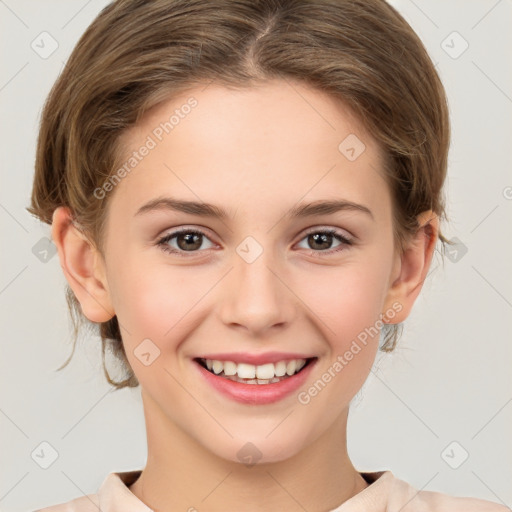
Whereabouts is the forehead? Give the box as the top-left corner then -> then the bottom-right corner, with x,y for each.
108,79 -> 390,223
127,78 -> 377,158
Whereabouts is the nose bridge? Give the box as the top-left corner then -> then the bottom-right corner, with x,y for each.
235,235 -> 282,299
220,235 -> 294,332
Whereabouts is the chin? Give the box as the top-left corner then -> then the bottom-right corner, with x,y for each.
202,432 -> 309,467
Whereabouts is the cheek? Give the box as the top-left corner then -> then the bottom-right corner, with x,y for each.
300,260 -> 391,345
112,263 -> 207,390
293,268 -> 385,417
108,255 -> 213,347
292,253 -> 391,392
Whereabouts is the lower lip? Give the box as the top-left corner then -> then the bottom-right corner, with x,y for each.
193,359 -> 317,405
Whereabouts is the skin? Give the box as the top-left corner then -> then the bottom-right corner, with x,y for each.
51,78 -> 438,511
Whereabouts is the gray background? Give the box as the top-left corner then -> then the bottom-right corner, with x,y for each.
1,0 -> 511,510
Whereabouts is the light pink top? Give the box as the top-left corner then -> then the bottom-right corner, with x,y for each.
35,469 -> 509,511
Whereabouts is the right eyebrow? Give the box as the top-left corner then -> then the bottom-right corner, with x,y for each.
135,196 -> 230,219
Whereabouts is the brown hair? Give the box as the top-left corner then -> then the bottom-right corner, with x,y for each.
27,0 -> 451,390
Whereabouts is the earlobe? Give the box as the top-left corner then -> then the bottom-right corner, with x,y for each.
51,207 -> 115,323
382,210 -> 439,324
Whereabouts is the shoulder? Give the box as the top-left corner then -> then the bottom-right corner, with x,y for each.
340,471 -> 508,511
34,493 -> 99,512
33,469 -> 144,512
385,472 -> 509,512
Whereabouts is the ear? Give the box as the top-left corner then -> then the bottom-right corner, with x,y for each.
382,210 -> 439,324
51,206 -> 115,323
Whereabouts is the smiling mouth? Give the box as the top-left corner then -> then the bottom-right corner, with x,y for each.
194,357 -> 317,385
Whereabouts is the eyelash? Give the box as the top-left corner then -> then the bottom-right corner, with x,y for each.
155,226 -> 353,258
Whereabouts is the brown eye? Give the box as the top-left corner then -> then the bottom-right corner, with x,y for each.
296,228 -> 353,256
175,232 -> 203,251
307,232 -> 336,251
157,228 -> 214,256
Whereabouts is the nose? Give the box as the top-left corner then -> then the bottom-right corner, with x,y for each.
218,248 -> 296,336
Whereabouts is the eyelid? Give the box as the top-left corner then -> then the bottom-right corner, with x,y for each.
300,225 -> 353,242
157,225 -> 217,242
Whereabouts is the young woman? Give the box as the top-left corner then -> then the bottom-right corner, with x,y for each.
29,0 -> 507,510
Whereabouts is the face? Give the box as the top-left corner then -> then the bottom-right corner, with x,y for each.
88,79 -> 404,464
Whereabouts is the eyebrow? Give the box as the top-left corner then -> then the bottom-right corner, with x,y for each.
135,196 -> 374,220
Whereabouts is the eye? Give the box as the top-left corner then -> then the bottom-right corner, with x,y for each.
296,228 -> 353,256
155,226 -> 353,258
156,227 -> 215,257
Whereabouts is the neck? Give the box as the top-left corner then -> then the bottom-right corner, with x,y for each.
129,391 -> 368,512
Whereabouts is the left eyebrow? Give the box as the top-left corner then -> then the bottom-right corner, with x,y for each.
134,196 -> 374,221
286,199 -> 374,220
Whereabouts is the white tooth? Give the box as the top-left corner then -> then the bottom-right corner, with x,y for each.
205,358 -> 309,380
237,363 -> 256,379
296,359 -> 306,371
223,361 -> 237,376
286,360 -> 297,376
212,360 -> 223,374
256,363 -> 275,380
245,379 -> 258,384
274,361 -> 287,377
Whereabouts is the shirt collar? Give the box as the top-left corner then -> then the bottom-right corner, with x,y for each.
329,471 -> 394,511
97,470 -> 153,511
97,469 -> 392,512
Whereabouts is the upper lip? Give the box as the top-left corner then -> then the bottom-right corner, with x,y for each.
195,352 -> 317,366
